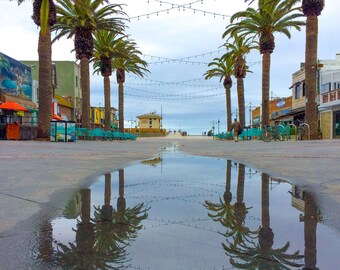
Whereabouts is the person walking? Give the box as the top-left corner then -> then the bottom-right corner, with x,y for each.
230,118 -> 242,142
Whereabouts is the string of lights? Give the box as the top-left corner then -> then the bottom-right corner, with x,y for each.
126,75 -> 207,83
122,82 -> 220,88
124,91 -> 225,100
124,85 -> 223,96
129,0 -> 231,20
143,49 -> 225,61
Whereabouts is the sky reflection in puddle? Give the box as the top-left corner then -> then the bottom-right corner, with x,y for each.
44,152 -> 340,269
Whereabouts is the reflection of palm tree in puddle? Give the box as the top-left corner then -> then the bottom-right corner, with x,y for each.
301,191 -> 320,270
56,170 -> 149,269
224,173 -> 304,269
205,162 -> 258,246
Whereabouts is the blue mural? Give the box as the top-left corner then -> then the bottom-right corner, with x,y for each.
0,52 -> 32,100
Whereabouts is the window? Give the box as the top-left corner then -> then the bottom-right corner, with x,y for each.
149,119 -> 152,125
302,82 -> 306,97
334,81 -> 340,90
295,84 -> 301,99
76,76 -> 78,87
321,82 -> 331,93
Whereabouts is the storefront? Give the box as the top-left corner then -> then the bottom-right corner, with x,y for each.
0,52 -> 37,140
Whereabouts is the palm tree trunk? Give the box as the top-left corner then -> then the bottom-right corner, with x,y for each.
118,82 -> 124,133
304,192 -> 318,269
236,163 -> 245,204
224,160 -> 232,204
305,15 -> 319,139
225,85 -> 232,130
262,52 -> 271,129
117,169 -> 126,211
261,173 -> 270,229
104,173 -> 111,206
104,76 -> 111,130
81,189 -> 91,224
259,173 -> 274,253
37,27 -> 52,140
236,78 -> 245,127
80,57 -> 90,129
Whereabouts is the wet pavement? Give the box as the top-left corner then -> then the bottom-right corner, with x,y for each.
0,138 -> 340,269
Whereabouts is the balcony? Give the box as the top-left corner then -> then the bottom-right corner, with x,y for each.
320,88 -> 340,107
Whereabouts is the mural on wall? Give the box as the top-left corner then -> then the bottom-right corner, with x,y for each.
0,52 -> 32,100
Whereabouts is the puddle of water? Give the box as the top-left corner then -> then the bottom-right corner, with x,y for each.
33,152 -> 340,269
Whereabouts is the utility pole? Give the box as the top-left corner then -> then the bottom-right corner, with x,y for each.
249,102 -> 252,127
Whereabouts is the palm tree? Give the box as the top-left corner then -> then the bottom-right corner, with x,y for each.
224,0 -> 305,128
224,173 -> 304,269
222,35 -> 257,128
53,0 -> 126,129
112,39 -> 149,133
302,0 -> 324,139
93,30 -> 127,130
205,160 -> 235,230
204,55 -> 234,131
18,0 -> 57,139
302,191 -> 320,269
205,163 -> 258,247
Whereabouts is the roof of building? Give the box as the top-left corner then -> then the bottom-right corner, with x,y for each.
1,93 -> 38,109
137,113 -> 162,119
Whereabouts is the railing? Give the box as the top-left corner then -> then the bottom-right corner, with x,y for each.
321,89 -> 340,104
297,123 -> 310,140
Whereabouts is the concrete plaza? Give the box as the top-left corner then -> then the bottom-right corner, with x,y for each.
0,136 -> 339,239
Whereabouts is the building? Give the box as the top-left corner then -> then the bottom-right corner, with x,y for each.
318,57 -> 340,139
0,52 -> 38,139
252,96 -> 292,127
137,112 -> 162,129
22,60 -> 82,122
134,112 -> 166,137
90,106 -> 117,128
290,54 -> 340,138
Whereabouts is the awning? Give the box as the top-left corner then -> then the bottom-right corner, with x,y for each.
284,107 -> 305,116
52,114 -> 64,121
289,81 -> 302,89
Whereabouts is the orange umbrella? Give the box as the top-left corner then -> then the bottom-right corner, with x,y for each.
0,101 -> 29,112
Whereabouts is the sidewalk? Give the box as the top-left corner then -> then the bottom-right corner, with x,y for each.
0,137 -> 339,235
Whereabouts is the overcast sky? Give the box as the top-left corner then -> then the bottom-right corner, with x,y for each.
0,0 -> 339,134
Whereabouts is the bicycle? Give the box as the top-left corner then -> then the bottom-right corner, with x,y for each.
261,125 -> 284,142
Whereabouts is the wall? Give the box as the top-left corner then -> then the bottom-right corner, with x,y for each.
0,52 -> 32,100
320,111 -> 331,139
